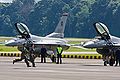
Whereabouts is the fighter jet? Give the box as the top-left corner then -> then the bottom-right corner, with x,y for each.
5,13 -> 70,58
82,22 -> 120,66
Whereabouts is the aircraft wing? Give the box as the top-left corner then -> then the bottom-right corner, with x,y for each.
34,41 -> 70,46
70,44 -> 90,50
112,43 -> 120,47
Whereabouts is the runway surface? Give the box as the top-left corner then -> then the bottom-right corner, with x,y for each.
0,57 -> 120,80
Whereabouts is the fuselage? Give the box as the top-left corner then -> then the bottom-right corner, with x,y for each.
83,35 -> 120,56
83,35 -> 120,49
5,34 -> 70,51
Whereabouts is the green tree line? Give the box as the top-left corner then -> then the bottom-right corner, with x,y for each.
0,0 -> 120,38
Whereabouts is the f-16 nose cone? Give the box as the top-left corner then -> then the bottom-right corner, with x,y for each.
5,40 -> 15,46
83,41 -> 94,48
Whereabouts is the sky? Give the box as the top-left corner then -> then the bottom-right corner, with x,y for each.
0,0 -> 41,3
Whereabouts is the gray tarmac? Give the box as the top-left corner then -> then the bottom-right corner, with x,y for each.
0,57 -> 120,80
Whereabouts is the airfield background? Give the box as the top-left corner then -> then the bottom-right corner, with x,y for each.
0,0 -> 120,38
0,0 -> 119,59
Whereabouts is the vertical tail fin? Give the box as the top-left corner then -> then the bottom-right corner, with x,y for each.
55,13 -> 68,33
46,13 -> 68,38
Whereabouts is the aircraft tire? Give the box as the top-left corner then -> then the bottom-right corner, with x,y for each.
109,58 -> 115,66
104,61 -> 107,66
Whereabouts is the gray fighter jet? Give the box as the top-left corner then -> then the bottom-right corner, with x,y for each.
83,22 -> 120,66
5,13 -> 70,58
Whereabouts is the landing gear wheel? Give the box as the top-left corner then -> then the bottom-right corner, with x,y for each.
104,61 -> 107,66
109,58 -> 115,66
109,62 -> 113,66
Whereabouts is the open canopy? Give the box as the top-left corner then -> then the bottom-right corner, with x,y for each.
15,23 -> 30,38
94,22 -> 110,40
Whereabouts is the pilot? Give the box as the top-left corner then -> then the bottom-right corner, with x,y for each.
13,42 -> 35,67
25,42 -> 36,67
40,45 -> 47,63
13,44 -> 30,67
56,45 -> 63,64
115,49 -> 120,66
